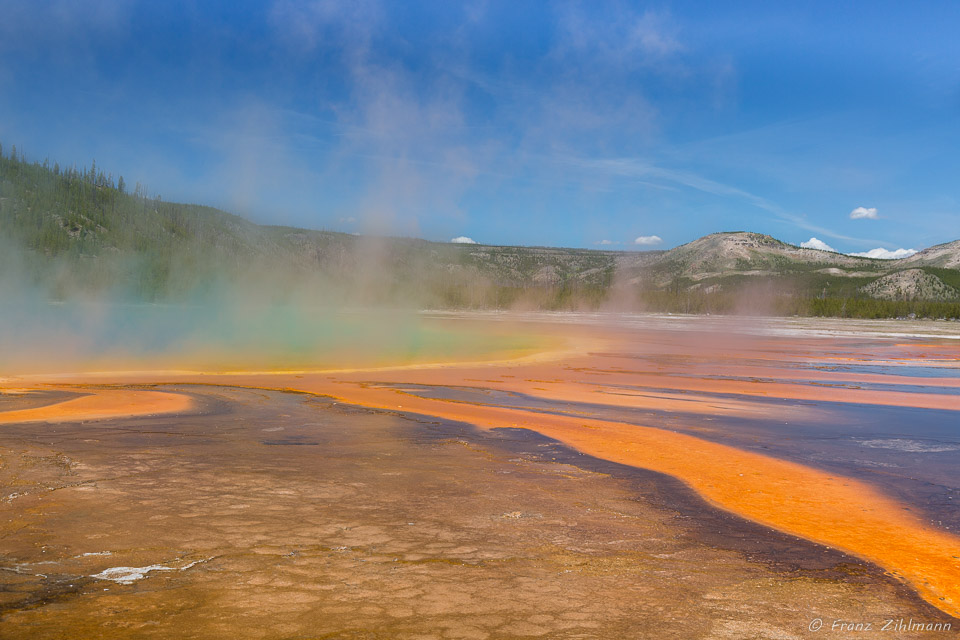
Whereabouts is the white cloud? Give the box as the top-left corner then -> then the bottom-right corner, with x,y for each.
595,239 -> 619,245
848,247 -> 917,260
634,235 -> 663,246
801,237 -> 917,259
339,216 -> 356,224
800,237 -> 836,252
451,236 -> 477,244
850,206 -> 878,220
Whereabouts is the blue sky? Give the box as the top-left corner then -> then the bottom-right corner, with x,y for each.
2,1 -> 958,254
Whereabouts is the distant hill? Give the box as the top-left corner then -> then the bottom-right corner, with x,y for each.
649,232 -> 871,278
640,232 -> 960,302
901,240 -> 960,269
859,269 -> 960,301
1,145 -> 958,318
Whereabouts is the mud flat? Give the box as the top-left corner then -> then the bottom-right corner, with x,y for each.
1,313 -> 958,638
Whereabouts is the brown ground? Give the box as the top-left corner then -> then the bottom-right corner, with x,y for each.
1,314 -> 958,638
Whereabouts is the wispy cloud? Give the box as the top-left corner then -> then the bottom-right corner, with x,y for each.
267,0 -> 484,237
0,0 -> 132,52
566,155 -> 883,246
6,0 -> 958,254
554,5 -> 683,63
269,0 -> 382,55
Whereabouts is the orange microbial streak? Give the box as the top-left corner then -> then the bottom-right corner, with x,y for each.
296,378 -> 960,618
241,321 -> 959,618
0,388 -> 193,424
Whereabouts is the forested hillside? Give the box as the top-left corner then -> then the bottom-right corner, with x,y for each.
2,143 -> 959,318
0,144 -> 639,306
1,142 -> 271,299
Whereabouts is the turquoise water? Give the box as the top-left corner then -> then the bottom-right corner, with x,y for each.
0,301 -> 537,373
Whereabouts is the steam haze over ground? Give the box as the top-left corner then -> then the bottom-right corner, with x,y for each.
0,234 -> 544,375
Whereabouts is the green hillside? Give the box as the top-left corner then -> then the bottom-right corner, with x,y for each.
2,144 -> 959,318
0,144 -> 637,308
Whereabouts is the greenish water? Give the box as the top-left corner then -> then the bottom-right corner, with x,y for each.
0,301 -> 543,373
